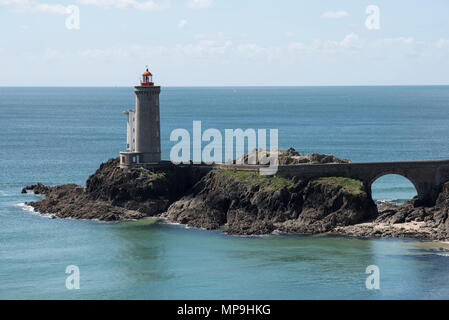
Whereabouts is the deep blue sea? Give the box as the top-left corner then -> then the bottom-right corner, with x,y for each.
1,86 -> 449,299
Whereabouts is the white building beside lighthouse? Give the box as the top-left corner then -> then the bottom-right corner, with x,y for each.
120,67 -> 161,167
124,109 -> 136,152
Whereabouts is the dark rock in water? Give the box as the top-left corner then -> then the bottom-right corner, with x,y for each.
27,183 -> 141,221
22,183 -> 51,195
25,158 -> 209,221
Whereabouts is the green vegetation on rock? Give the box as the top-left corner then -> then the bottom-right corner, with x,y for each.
135,168 -> 167,181
218,170 -> 296,191
311,177 -> 364,195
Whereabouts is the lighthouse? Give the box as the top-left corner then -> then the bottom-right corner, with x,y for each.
120,67 -> 161,167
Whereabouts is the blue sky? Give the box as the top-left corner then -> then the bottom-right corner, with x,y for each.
1,0 -> 449,86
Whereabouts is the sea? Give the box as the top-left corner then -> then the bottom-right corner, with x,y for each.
1,86 -> 449,299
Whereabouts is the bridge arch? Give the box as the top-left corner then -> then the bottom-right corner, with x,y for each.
367,170 -> 421,196
369,173 -> 418,204
364,169 -> 431,206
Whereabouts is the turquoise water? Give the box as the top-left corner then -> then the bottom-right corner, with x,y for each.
1,86 -> 449,299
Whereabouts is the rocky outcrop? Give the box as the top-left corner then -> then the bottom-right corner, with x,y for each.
23,158 -> 209,221
334,182 -> 449,240
163,171 -> 376,235
23,152 -> 373,233
22,149 -> 449,240
25,183 -> 144,221
84,158 -> 207,215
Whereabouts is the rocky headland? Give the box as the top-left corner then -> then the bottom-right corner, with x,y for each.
22,148 -> 449,241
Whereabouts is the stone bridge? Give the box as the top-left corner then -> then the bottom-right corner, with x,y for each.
132,159 -> 449,206
215,159 -> 449,206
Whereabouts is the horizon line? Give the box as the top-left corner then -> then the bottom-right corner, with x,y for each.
1,84 -> 449,88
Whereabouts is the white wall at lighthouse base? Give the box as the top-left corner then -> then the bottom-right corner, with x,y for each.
120,151 -> 161,168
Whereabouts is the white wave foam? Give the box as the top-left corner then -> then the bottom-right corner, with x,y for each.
376,198 -> 409,206
159,217 -> 217,231
16,202 -> 35,212
162,220 -> 196,229
436,253 -> 449,257
15,202 -> 55,219
159,217 -> 185,226
62,216 -> 109,223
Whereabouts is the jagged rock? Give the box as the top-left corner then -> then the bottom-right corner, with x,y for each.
304,153 -> 351,164
22,183 -> 51,195
236,147 -> 351,165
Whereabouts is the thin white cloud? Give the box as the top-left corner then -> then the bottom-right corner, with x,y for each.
0,0 -> 70,14
340,33 -> 362,48
321,10 -> 349,19
178,19 -> 188,28
187,0 -> 211,9
436,39 -> 449,49
29,33 -> 437,66
372,37 -> 414,49
77,0 -> 169,10
234,43 -> 267,59
8,32 -> 449,86
0,0 -> 30,5
289,33 -> 364,55
36,3 -> 70,14
0,0 -> 170,12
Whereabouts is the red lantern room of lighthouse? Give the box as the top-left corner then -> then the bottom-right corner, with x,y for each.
141,67 -> 154,86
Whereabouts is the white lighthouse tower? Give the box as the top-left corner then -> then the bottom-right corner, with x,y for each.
120,67 -> 161,167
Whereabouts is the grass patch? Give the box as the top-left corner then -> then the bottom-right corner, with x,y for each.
218,170 -> 295,191
135,168 -> 167,182
311,177 -> 364,195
